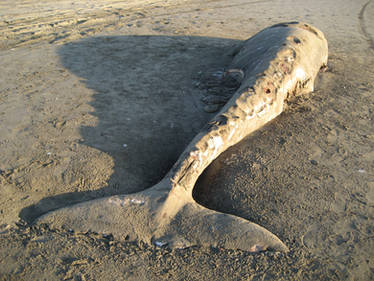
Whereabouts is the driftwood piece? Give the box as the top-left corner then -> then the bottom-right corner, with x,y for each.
36,22 -> 328,252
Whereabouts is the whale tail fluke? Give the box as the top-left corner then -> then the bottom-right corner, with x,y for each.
35,180 -> 288,252
153,202 -> 288,252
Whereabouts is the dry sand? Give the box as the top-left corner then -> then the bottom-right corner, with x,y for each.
0,0 -> 373,280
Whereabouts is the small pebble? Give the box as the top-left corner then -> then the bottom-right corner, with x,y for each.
130,198 -> 144,205
154,240 -> 168,247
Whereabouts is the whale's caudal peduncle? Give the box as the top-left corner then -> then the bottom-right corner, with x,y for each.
36,22 -> 328,252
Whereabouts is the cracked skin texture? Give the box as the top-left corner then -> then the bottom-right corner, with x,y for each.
36,22 -> 328,252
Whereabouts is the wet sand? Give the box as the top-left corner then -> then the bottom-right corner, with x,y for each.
0,0 -> 373,280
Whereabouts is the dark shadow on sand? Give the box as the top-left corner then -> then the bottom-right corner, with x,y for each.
20,35 -> 240,223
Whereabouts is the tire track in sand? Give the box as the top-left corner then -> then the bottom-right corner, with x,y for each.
359,0 -> 374,51
1,0 -> 272,50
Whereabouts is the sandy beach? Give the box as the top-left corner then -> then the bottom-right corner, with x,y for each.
0,0 -> 373,280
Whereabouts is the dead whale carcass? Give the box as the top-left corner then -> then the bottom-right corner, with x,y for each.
35,22 -> 328,252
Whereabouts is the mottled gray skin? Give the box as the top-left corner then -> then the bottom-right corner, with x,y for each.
36,22 -> 328,252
